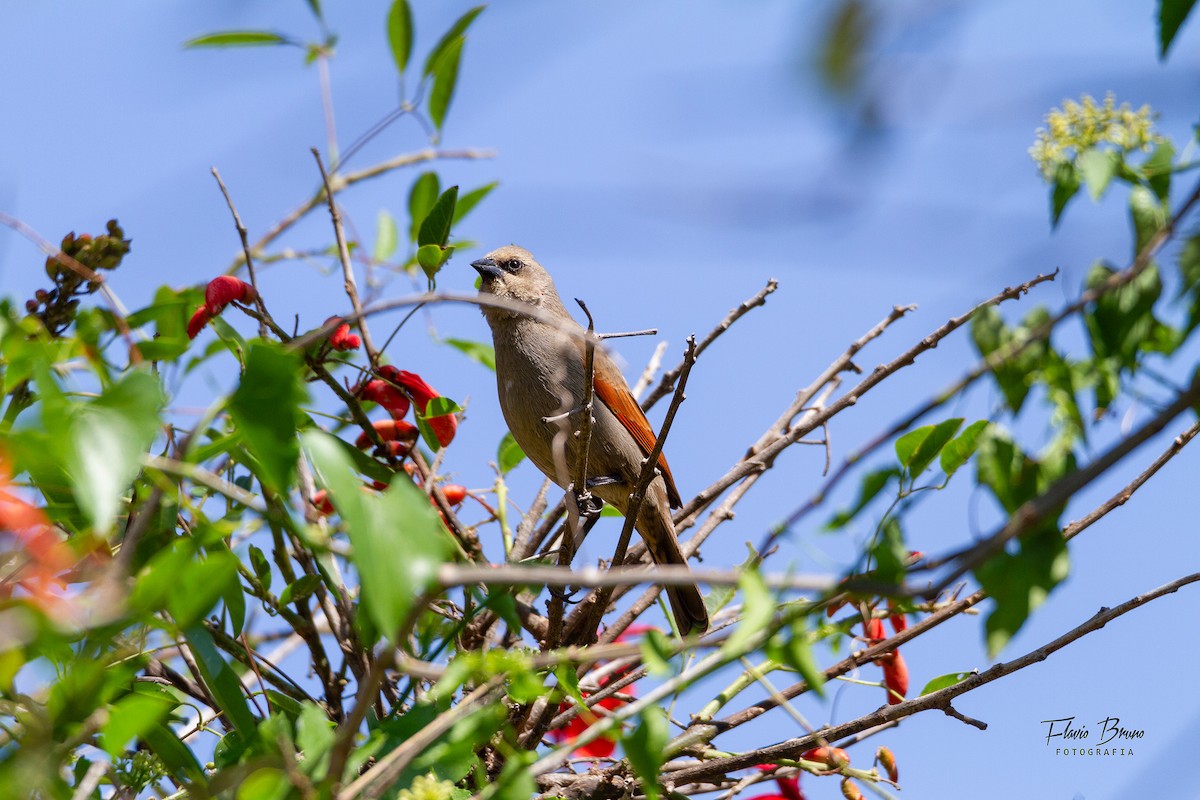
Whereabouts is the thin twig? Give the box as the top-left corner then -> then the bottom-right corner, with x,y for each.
312,148 -> 381,366
211,167 -> 268,337
663,571 -> 1200,785
230,148 -> 494,274
566,335 -> 698,645
641,280 -> 778,409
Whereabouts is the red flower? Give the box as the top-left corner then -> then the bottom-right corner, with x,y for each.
187,305 -> 214,339
0,460 -> 78,616
440,484 -> 467,505
204,276 -> 256,312
359,378 -> 411,420
548,693 -> 626,759
325,317 -> 361,351
389,370 -> 457,447
862,617 -> 885,643
750,765 -> 805,800
310,490 -> 335,516
880,651 -> 908,705
354,419 -> 419,455
887,600 -> 907,634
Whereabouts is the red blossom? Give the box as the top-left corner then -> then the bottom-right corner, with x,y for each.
325,317 -> 361,351
187,305 -> 214,339
750,765 -> 805,800
863,617 -> 885,643
0,461 -> 79,615
376,368 -> 457,446
548,693 -> 627,759
310,490 -> 334,516
887,600 -> 907,634
359,378 -> 411,420
440,484 -> 467,505
354,419 -> 419,454
881,650 -> 909,705
205,276 -> 256,312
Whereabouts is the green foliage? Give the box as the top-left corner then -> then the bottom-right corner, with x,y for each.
304,431 -> 451,640
230,343 -> 308,493
623,708 -> 669,800
185,31 -> 295,48
388,0 -> 415,75
1159,0 -> 1198,56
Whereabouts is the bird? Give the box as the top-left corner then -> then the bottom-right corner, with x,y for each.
471,245 -> 709,635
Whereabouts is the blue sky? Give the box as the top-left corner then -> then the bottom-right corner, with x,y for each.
3,2 -> 1200,798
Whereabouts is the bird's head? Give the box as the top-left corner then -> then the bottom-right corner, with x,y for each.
471,245 -> 565,319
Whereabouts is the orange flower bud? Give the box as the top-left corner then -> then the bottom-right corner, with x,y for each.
875,746 -> 898,783
840,778 -> 864,800
801,746 -> 849,770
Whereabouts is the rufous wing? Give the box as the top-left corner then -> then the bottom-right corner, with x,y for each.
590,349 -> 683,508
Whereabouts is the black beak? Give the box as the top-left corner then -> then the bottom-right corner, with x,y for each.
471,257 -> 503,281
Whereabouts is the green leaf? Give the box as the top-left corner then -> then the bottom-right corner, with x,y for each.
223,576 -> 246,636
417,243 -> 450,277
306,0 -> 323,19
624,708 -> 669,800
142,721 -> 207,786
1079,148 -> 1120,201
229,343 -> 308,493
895,418 -> 963,479
868,517 -> 908,587
422,6 -> 485,75
168,549 -> 239,628
249,545 -> 273,591
722,569 -> 773,656
919,671 -> 974,696
428,36 -> 464,131
492,750 -> 536,800
1159,0 -> 1199,57
1143,141 -> 1175,201
183,624 -> 258,738
1130,183 -> 1169,255
408,172 -> 441,242
129,285 -> 204,361
418,186 -> 460,249
68,369 -> 165,533
939,420 -> 989,477
1084,261 -> 1165,372
640,629 -> 674,677
497,432 -> 525,474
374,210 -> 398,262
771,623 -> 826,698
453,182 -> 499,224
976,527 -> 1069,657
825,467 -> 899,529
102,689 -> 177,757
970,306 -> 1049,414
303,431 -> 451,639
279,574 -> 323,606
185,31 -> 293,48
1051,160 -> 1080,226
414,395 -> 460,451
386,0 -> 414,74
443,337 -> 495,370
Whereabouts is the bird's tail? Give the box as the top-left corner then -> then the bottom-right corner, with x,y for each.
638,498 -> 710,635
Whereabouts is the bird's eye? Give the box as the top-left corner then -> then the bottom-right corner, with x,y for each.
504,259 -> 523,273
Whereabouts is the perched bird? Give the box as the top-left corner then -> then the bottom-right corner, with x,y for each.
472,245 -> 709,634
